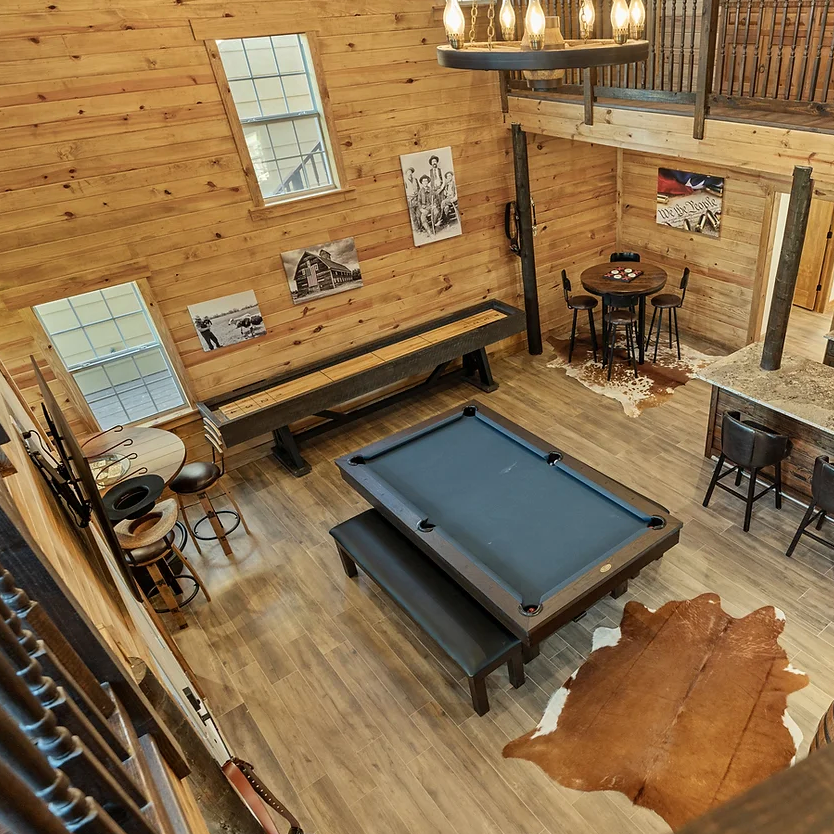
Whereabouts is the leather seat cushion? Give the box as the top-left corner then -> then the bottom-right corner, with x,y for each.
330,510 -> 520,677
568,294 -> 598,311
170,461 -> 221,494
651,293 -> 683,308
608,310 -> 636,324
125,531 -> 175,564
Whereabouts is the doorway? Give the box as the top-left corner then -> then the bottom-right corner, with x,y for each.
759,193 -> 834,359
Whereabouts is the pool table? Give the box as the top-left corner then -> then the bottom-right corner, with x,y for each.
336,402 -> 682,650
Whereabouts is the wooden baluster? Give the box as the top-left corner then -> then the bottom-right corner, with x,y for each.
688,0 -> 698,89
0,648 -> 156,834
749,0 -> 765,98
727,0 -> 741,96
670,0 -> 678,88
786,0 -> 804,97
0,705 -> 125,834
773,0 -> 791,96
678,0 -> 688,89
716,0 -> 730,93
659,0 -> 667,87
823,17 -> 834,99
762,0 -> 779,97
0,595 -> 140,800
738,0 -> 753,95
796,0 -> 818,98
647,0 -> 657,85
810,0 -> 832,98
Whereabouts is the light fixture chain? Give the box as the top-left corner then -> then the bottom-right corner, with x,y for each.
469,0 -> 479,43
487,0 -> 496,45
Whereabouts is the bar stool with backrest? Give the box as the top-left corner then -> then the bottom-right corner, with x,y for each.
561,270 -> 598,362
702,410 -> 791,532
604,307 -> 638,380
170,418 -> 250,558
647,267 -> 690,362
786,456 -> 834,558
610,252 -> 641,262
115,498 -> 211,631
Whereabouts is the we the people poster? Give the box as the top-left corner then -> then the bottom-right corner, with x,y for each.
656,168 -> 724,239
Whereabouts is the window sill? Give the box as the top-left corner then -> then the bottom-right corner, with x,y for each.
135,405 -> 198,431
249,186 -> 357,221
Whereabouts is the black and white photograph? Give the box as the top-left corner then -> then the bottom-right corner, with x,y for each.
281,236 -> 363,305
400,146 -> 462,247
187,289 -> 266,352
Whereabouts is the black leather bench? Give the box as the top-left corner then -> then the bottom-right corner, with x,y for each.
329,509 -> 525,715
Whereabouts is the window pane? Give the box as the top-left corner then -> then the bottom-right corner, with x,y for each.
34,283 -> 186,430
217,32 -> 337,201
37,299 -> 77,333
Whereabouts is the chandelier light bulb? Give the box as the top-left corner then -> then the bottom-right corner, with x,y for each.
524,0 -> 547,50
443,0 -> 466,49
578,0 -> 596,39
628,0 -> 646,38
499,0 -> 517,40
610,0 -> 630,43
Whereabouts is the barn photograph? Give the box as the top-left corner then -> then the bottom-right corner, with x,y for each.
281,235 -> 363,304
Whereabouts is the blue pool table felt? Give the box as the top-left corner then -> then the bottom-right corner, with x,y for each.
363,412 -> 652,605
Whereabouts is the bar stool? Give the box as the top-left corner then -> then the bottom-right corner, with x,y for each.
115,498 -> 211,630
647,267 -> 690,362
610,252 -> 640,262
171,417 -> 250,558
562,270 -> 598,362
605,308 -> 638,380
702,410 -> 791,532
786,456 -> 834,558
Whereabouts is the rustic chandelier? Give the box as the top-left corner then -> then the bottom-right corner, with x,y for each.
437,0 -> 648,74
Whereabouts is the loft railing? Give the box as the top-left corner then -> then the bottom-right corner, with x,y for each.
506,0 -> 834,131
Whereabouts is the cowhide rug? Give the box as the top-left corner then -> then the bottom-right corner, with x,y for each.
503,594 -> 808,831
546,334 -> 718,418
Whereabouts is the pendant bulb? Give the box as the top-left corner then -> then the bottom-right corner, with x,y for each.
628,0 -> 646,38
524,0 -> 546,49
443,0 -> 466,49
499,0 -> 517,40
610,0 -> 630,43
578,0 -> 596,39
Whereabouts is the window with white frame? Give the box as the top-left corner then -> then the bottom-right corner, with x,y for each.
34,284 -> 186,431
217,35 -> 338,202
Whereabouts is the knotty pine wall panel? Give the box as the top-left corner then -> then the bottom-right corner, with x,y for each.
526,135 -> 619,339
0,0 -> 528,446
618,151 -> 768,351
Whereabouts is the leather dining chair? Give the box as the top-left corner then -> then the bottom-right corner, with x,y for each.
702,410 -> 791,532
561,270 -> 598,362
610,252 -> 641,262
786,455 -> 834,558
647,267 -> 690,361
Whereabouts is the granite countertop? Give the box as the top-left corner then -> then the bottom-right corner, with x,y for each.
695,341 -> 834,434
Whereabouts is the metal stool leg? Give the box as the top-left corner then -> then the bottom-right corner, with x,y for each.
743,467 -> 758,532
787,502 -> 817,557
607,323 -> 618,380
673,306 -> 682,360
569,308 -> 578,362
653,308 -> 663,362
646,306 -> 657,351
703,453 -> 726,507
626,323 -> 638,378
588,309 -> 598,363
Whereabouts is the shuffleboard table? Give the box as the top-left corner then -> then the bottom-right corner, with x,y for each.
337,402 -> 682,654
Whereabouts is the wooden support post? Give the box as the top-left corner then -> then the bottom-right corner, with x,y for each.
693,0 -> 720,139
583,67 -> 596,125
511,123 -> 543,356
761,165 -> 814,371
824,339 -> 834,367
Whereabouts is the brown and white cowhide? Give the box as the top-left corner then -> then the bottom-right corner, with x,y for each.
503,594 -> 808,831
546,334 -> 718,417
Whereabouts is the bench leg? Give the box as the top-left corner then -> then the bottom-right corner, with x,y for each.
507,649 -> 525,689
336,544 -> 358,578
468,675 -> 490,716
272,426 -> 312,477
462,348 -> 498,393
522,643 -> 540,663
611,580 -> 629,599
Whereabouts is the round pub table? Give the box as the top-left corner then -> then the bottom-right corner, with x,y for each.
580,261 -> 667,364
84,425 -> 186,494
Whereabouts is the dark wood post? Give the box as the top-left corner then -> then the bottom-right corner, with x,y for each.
761,165 -> 814,371
511,123 -> 543,355
583,67 -> 596,125
693,0 -> 720,139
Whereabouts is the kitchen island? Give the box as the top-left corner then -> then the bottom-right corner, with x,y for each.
697,342 -> 834,500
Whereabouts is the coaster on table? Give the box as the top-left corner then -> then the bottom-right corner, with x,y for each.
603,268 -> 643,282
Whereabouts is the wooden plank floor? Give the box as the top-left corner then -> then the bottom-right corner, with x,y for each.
174,342 -> 834,834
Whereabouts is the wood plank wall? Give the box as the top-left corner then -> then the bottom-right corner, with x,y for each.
0,0 -> 523,457
527,136 -> 618,337
619,151 -> 770,350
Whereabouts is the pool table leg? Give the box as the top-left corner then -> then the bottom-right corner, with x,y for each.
468,675 -> 490,716
522,643 -> 540,663
336,544 -> 358,578
507,649 -> 526,689
611,580 -> 629,599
